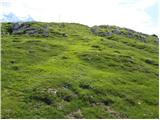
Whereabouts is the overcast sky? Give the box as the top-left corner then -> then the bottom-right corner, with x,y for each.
0,0 -> 159,35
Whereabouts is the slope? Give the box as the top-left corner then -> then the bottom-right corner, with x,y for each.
1,22 -> 159,118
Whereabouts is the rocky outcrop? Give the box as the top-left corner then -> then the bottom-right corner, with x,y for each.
11,22 -> 49,37
90,25 -> 155,43
9,22 -> 68,38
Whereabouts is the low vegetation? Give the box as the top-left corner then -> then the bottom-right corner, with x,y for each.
1,22 -> 159,118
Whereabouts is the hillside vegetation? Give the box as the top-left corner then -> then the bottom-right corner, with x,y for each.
1,22 -> 159,118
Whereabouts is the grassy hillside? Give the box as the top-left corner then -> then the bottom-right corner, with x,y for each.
1,22 -> 159,119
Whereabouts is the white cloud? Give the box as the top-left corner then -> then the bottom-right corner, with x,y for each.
1,0 -> 159,35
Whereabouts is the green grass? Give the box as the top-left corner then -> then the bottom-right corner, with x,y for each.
1,22 -> 159,118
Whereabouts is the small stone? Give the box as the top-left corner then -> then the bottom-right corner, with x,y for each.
47,88 -> 57,94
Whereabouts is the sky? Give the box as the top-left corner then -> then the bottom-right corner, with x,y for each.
0,0 -> 159,35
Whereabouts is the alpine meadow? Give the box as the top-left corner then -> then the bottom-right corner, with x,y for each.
1,22 -> 159,119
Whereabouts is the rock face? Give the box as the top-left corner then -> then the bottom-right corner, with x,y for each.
90,25 -> 152,43
11,23 -> 49,37
3,22 -> 69,38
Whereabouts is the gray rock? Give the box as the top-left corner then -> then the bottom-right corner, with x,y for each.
113,27 -> 120,34
135,34 -> 146,42
11,23 -> 49,37
25,29 -> 38,34
12,23 -> 21,31
151,34 -> 159,44
90,26 -> 99,34
104,32 -> 112,36
139,36 -> 146,42
127,32 -> 134,38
